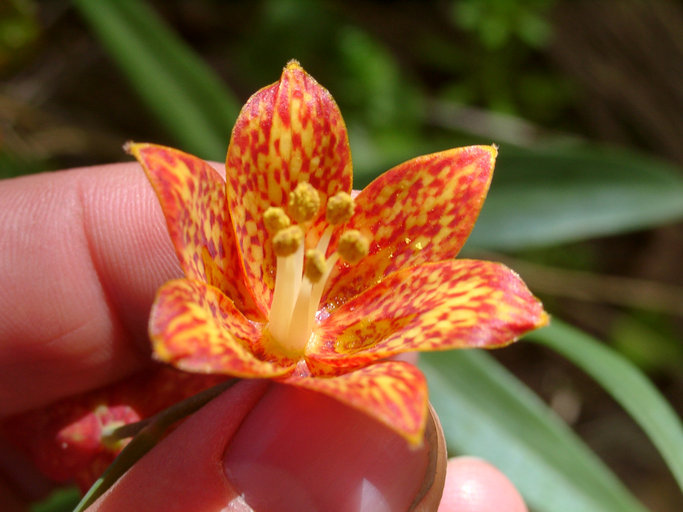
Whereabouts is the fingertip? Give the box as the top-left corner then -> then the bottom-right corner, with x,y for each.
438,457 -> 527,512
88,382 -> 437,512
89,380 -> 269,512
0,160 -> 227,416
223,384 -> 431,512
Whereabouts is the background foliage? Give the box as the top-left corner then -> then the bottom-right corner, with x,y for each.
1,0 -> 681,511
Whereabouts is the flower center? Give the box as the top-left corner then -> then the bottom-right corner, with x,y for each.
265,184 -> 368,357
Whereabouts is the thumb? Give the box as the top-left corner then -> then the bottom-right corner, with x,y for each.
90,381 -> 443,512
89,380 -> 268,512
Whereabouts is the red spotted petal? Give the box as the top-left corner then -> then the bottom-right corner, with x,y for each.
309,260 -> 548,373
150,279 -> 294,378
128,143 -> 262,319
1,366 -> 226,490
285,361 -> 428,446
322,146 -> 496,310
226,60 -> 352,314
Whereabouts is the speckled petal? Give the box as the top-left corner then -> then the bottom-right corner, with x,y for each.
309,259 -> 548,373
285,361 -> 428,446
226,61 -> 353,313
150,278 -> 294,378
322,146 -> 496,311
128,142 -> 261,318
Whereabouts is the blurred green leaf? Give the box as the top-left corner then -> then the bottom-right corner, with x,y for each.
467,145 -> 683,249
337,25 -> 421,132
72,0 -> 240,160
527,320 -> 683,489
420,347 -> 649,512
0,0 -> 40,70
451,0 -> 553,50
0,151 -> 50,178
30,486 -> 79,512
611,314 -> 683,372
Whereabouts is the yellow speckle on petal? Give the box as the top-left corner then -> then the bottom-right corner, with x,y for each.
411,236 -> 429,253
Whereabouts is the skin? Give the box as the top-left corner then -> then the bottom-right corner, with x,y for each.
0,163 -> 527,511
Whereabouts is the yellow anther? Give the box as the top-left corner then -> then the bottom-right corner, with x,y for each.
289,182 -> 321,223
304,249 -> 326,283
326,191 -> 354,225
337,230 -> 369,265
264,207 -> 291,234
272,226 -> 304,257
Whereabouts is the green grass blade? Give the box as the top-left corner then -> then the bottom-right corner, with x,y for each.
420,348 -> 649,512
72,0 -> 240,160
467,145 -> 683,249
527,320 -> 683,489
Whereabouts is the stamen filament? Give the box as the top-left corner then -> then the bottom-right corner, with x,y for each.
269,243 -> 304,345
316,225 -> 334,255
265,187 -> 367,356
308,252 -> 339,323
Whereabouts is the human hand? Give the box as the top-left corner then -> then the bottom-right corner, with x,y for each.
0,163 -> 526,511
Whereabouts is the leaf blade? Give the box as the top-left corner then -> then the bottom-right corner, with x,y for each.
420,347 -> 649,512
72,0 -> 240,160
467,145 -> 683,249
527,320 -> 683,490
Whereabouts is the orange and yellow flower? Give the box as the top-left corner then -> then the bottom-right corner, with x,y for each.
2,62 -> 547,491
127,60 -> 548,446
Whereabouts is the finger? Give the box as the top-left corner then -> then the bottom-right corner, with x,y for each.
438,456 -> 527,512
89,379 -> 268,512
91,382 -> 435,512
0,163 -> 180,416
224,384 -> 434,512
